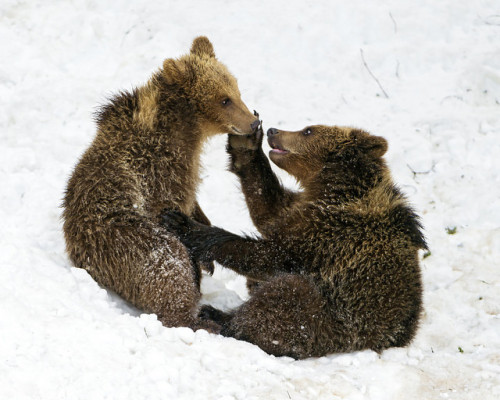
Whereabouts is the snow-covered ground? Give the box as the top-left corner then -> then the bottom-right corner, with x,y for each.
1,1 -> 499,398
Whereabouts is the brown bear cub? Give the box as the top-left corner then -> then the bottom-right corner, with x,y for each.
163,123 -> 427,358
62,37 -> 258,331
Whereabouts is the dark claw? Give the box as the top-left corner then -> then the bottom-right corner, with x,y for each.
199,304 -> 232,325
162,210 -> 187,224
200,261 -> 215,275
255,126 -> 263,142
161,210 -> 191,234
161,210 -> 217,264
199,304 -> 218,321
251,110 -> 262,133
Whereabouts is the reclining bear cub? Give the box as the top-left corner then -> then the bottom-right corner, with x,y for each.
164,123 -> 427,359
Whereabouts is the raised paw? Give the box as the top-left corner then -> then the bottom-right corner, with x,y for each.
227,115 -> 263,152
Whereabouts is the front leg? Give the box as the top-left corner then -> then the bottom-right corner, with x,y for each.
162,211 -> 302,281
227,123 -> 298,235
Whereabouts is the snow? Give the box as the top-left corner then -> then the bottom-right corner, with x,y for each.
1,0 -> 499,399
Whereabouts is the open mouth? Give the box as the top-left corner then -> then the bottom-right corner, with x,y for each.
268,139 -> 289,155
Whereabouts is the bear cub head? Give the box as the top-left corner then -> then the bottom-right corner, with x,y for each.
163,36 -> 259,136
267,125 -> 388,183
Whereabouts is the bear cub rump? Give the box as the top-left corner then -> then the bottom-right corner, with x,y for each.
62,37 -> 258,331
164,123 -> 427,359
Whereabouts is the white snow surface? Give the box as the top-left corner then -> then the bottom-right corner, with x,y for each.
1,1 -> 500,399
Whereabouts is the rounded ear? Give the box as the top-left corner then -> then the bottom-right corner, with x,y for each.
162,58 -> 186,85
352,129 -> 388,158
190,36 -> 216,58
364,135 -> 388,158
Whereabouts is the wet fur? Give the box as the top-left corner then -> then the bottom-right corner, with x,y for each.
62,37 -> 256,330
164,125 -> 427,358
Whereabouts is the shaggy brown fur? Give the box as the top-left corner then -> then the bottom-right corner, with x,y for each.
62,37 -> 258,330
163,124 -> 427,358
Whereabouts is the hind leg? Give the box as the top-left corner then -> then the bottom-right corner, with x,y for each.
215,274 -> 336,359
72,217 -> 218,332
133,233 -> 220,332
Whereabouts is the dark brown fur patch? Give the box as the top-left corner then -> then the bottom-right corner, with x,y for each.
172,125 -> 427,358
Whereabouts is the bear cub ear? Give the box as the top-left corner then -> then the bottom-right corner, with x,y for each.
364,135 -> 388,158
352,130 -> 388,158
163,58 -> 187,85
190,36 -> 216,59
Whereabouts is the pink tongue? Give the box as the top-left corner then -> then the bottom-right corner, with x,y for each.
271,148 -> 287,154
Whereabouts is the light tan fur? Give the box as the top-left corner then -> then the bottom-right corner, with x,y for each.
133,82 -> 160,130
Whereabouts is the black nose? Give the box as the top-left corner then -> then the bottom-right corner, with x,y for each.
250,119 -> 260,130
267,128 -> 278,136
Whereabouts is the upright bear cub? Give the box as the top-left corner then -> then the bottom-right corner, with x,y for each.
62,37 -> 258,330
164,124 -> 427,358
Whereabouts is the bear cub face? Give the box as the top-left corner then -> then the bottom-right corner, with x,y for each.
267,125 -> 388,182
163,37 -> 258,136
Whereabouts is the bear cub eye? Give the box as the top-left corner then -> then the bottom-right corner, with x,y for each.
221,98 -> 231,106
303,128 -> 312,136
